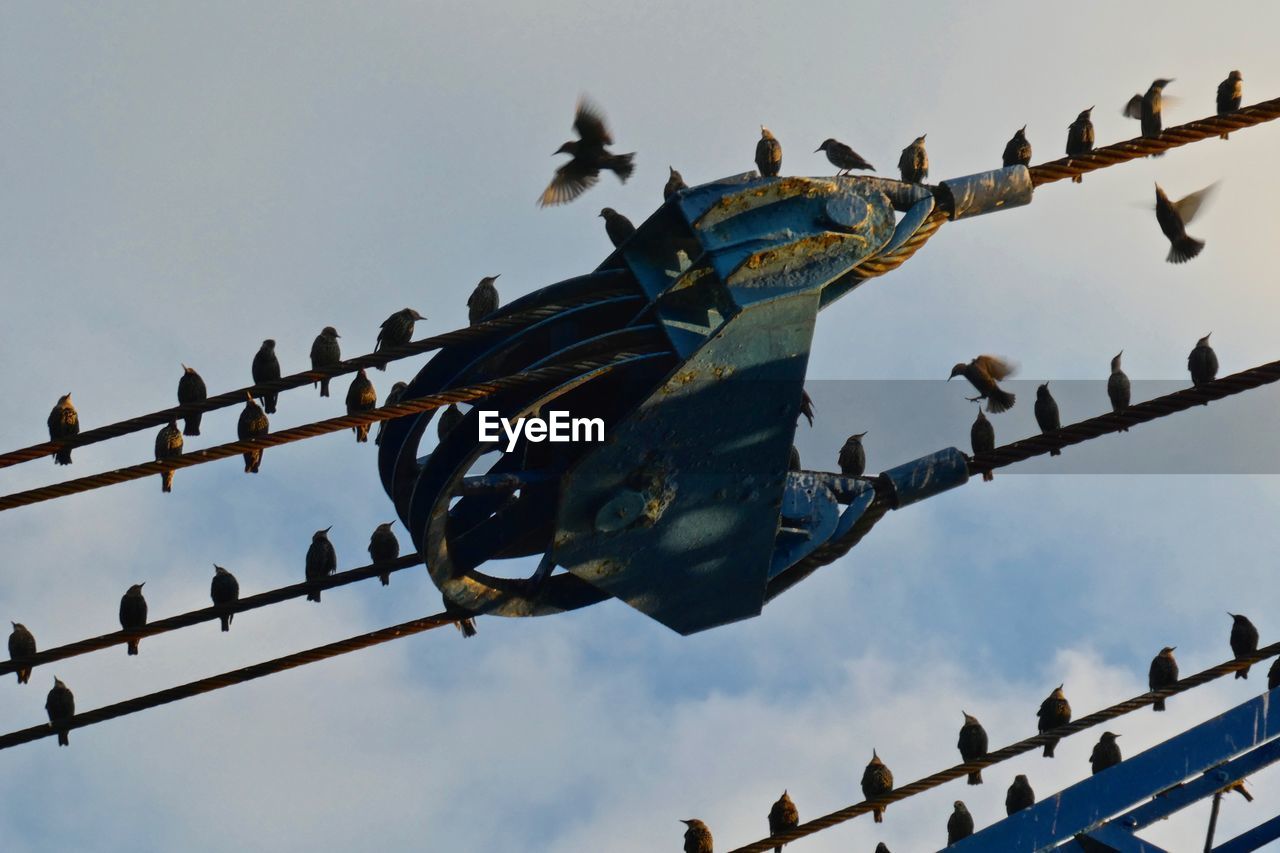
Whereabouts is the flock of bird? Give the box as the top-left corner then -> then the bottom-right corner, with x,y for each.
543,72 -> 1243,271
13,68 -> 1261,848
7,509 -> 480,746
676,615 -> 1272,852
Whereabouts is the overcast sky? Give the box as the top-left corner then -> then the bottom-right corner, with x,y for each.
2,2 -> 1280,851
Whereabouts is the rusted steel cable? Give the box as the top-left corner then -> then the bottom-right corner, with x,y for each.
728,642 -> 1280,853
0,611 -> 459,751
1029,97 -> 1280,187
969,359 -> 1280,477
0,287 -> 632,470
0,348 -> 661,513
855,209 -> 949,280
0,553 -> 424,677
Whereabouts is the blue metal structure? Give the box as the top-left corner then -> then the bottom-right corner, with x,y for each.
949,688 -> 1280,852
377,168 -> 1032,634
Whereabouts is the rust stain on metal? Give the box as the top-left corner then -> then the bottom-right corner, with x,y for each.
727,232 -> 866,287
695,178 -> 838,229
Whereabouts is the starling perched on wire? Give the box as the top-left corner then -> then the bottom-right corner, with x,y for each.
376,308 -> 425,369
1154,182 -> 1216,264
210,565 -> 239,632
1268,657 -> 1280,691
1037,685 -> 1071,757
1230,613 -> 1260,678
119,583 -> 148,656
1002,126 -> 1032,167
1188,333 -> 1219,387
1107,352 -> 1130,430
950,356 -> 1016,414
816,138 -> 874,175
768,789 -> 799,853
665,167 -> 688,200
681,819 -> 713,853
310,327 -> 341,397
1006,774 -> 1035,815
839,432 -> 867,477
306,527 -> 337,603
46,393 -> 79,465
1217,71 -> 1243,139
1149,646 -> 1178,711
368,521 -> 399,586
8,622 -> 36,684
800,390 -> 815,427
1065,108 -> 1094,183
600,207 -> 635,248
376,381 -> 409,446
154,419 -> 183,493
898,134 -> 928,183
756,126 -> 782,177
445,595 -> 478,638
252,339 -> 281,414
1124,79 -> 1174,146
1034,383 -> 1062,456
468,275 -> 500,326
971,408 -> 995,482
947,801 -> 975,845
1090,732 -> 1122,775
958,712 -> 989,785
177,365 -> 207,436
861,750 -> 894,823
237,393 -> 269,473
45,677 -> 75,746
345,368 -> 377,443
788,446 -> 801,472
539,97 -> 635,207
438,402 -> 465,441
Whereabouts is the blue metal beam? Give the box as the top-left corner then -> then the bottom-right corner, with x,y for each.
1214,813 -> 1280,853
947,689 -> 1280,851
1072,824 -> 1169,852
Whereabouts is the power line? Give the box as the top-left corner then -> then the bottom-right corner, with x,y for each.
1029,96 -> 1280,186
0,348 -> 663,513
0,610 -> 460,751
0,553 -> 423,677
0,284 -> 632,470
727,643 -> 1280,853
969,359 -> 1280,477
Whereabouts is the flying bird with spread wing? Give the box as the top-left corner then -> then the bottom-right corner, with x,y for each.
539,97 -> 635,207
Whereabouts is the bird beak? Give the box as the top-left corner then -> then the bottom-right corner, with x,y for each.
139,582 -> 145,588
1170,646 -> 1176,651
813,147 -> 822,153
1020,125 -> 1026,132
323,526 -> 333,534
387,520 -> 396,528
493,274 -> 500,280
1206,332 -> 1212,339
946,374 -> 953,381
921,133 -> 926,139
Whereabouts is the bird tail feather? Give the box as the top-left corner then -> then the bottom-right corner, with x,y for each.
162,471 -> 174,493
320,379 -> 330,397
1043,739 -> 1056,758
1153,698 -> 1166,711
55,448 -> 73,465
220,614 -> 231,632
986,388 -> 1016,414
127,639 -> 139,656
308,590 -> 321,603
968,769 -> 983,785
982,471 -> 994,482
58,730 -> 69,747
1167,236 -> 1205,264
18,668 -> 31,684
379,573 -> 390,586
608,152 -> 636,183
184,416 -> 201,437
